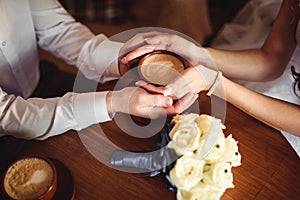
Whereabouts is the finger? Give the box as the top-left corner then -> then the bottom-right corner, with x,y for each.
124,46 -> 156,63
125,44 -> 169,62
135,31 -> 163,39
166,92 -> 198,114
176,92 -> 199,112
135,86 -> 173,107
163,83 -> 188,100
126,32 -> 161,47
146,35 -> 198,65
118,61 -> 130,76
120,32 -> 164,54
147,107 -> 168,119
152,95 -> 173,108
144,33 -> 173,46
162,86 -> 173,96
146,92 -> 198,119
163,72 -> 195,99
135,80 -> 165,94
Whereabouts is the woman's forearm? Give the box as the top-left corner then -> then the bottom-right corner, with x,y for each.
214,76 -> 300,136
206,48 -> 277,81
205,0 -> 299,82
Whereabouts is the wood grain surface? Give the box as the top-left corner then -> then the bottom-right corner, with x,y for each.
4,89 -> 300,200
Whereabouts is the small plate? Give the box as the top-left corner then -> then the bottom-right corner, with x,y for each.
50,158 -> 75,200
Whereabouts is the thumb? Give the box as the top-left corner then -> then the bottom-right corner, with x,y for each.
152,95 -> 173,107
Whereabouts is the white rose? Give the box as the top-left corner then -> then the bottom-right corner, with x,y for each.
169,113 -> 200,139
181,113 -> 200,124
195,115 -> 225,161
197,133 -> 225,163
196,114 -> 213,133
177,182 -> 223,200
171,114 -> 182,122
170,113 -> 199,128
169,113 -> 199,139
169,155 -> 205,190
168,123 -> 201,156
196,114 -> 225,135
202,162 -> 234,191
222,134 -> 242,167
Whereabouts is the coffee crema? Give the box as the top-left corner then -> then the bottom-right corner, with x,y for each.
138,51 -> 185,85
3,157 -> 55,200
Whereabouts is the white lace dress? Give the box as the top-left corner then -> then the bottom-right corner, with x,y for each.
211,0 -> 300,156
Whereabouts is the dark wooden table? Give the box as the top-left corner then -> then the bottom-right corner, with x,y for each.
2,91 -> 300,200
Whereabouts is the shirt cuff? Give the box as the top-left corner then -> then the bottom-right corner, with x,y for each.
74,91 -> 112,129
98,40 -> 124,83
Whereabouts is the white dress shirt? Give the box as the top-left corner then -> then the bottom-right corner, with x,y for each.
0,0 -> 123,139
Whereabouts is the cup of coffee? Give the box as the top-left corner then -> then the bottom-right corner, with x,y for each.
128,50 -> 188,86
137,50 -> 187,86
2,156 -> 57,200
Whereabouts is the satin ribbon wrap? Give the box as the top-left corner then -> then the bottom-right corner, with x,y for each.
110,124 -> 179,191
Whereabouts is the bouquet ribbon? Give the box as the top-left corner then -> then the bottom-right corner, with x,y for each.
109,124 -> 178,191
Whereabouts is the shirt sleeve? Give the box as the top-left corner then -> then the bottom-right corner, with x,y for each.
29,0 -> 123,83
0,87 -> 111,140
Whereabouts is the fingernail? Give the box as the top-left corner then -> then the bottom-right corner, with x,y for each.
163,87 -> 173,96
135,80 -> 146,87
188,93 -> 199,103
164,98 -> 173,107
121,56 -> 128,64
143,45 -> 156,51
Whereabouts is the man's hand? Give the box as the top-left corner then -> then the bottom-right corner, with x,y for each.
106,87 -> 198,118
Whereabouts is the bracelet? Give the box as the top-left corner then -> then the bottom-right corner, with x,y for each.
207,71 -> 222,96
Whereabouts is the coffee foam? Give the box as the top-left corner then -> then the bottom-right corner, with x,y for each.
4,157 -> 54,200
139,53 -> 184,85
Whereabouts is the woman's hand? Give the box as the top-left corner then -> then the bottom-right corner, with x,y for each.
122,32 -> 216,69
134,73 -> 202,100
106,87 -> 199,118
165,65 -> 219,99
118,32 -> 164,76
135,64 -> 219,100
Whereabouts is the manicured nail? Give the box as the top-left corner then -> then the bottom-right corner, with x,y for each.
121,56 -> 128,64
135,80 -> 146,87
163,87 -> 173,96
143,45 -> 155,51
164,98 -> 173,107
194,93 -> 199,99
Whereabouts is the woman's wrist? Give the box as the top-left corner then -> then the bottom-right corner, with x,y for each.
211,74 -> 226,99
207,71 -> 223,96
195,47 -> 217,69
194,65 -> 219,92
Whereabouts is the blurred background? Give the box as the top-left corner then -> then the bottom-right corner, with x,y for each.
40,0 -> 249,73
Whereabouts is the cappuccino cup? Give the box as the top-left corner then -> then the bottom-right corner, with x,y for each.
2,156 -> 57,200
138,50 -> 187,86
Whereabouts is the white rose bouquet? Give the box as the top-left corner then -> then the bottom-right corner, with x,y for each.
167,113 -> 242,200
110,113 -> 241,200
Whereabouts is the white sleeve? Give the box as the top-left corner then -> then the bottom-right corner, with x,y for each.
29,0 -> 123,83
0,87 -> 111,140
